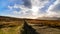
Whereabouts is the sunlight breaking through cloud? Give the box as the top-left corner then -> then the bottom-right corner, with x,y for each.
0,0 -> 60,19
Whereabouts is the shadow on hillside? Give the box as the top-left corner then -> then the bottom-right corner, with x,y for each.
21,20 -> 39,34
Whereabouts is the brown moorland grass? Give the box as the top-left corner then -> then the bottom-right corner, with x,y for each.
0,16 -> 60,28
0,16 -> 60,34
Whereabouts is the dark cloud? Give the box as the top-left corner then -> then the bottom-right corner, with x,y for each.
22,0 -> 32,8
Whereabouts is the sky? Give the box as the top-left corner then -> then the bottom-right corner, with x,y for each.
0,0 -> 60,19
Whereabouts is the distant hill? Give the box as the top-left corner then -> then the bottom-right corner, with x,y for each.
37,17 -> 60,20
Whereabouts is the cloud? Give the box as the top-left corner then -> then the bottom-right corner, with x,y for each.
22,0 -> 32,8
8,0 -> 51,18
8,4 -> 33,17
47,0 -> 60,17
7,0 -> 60,19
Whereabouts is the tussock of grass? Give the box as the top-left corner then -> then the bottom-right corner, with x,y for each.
0,24 -> 23,34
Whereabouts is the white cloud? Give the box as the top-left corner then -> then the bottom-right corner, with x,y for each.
47,0 -> 60,17
8,6 -> 13,10
8,0 -> 50,18
8,0 -> 60,19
